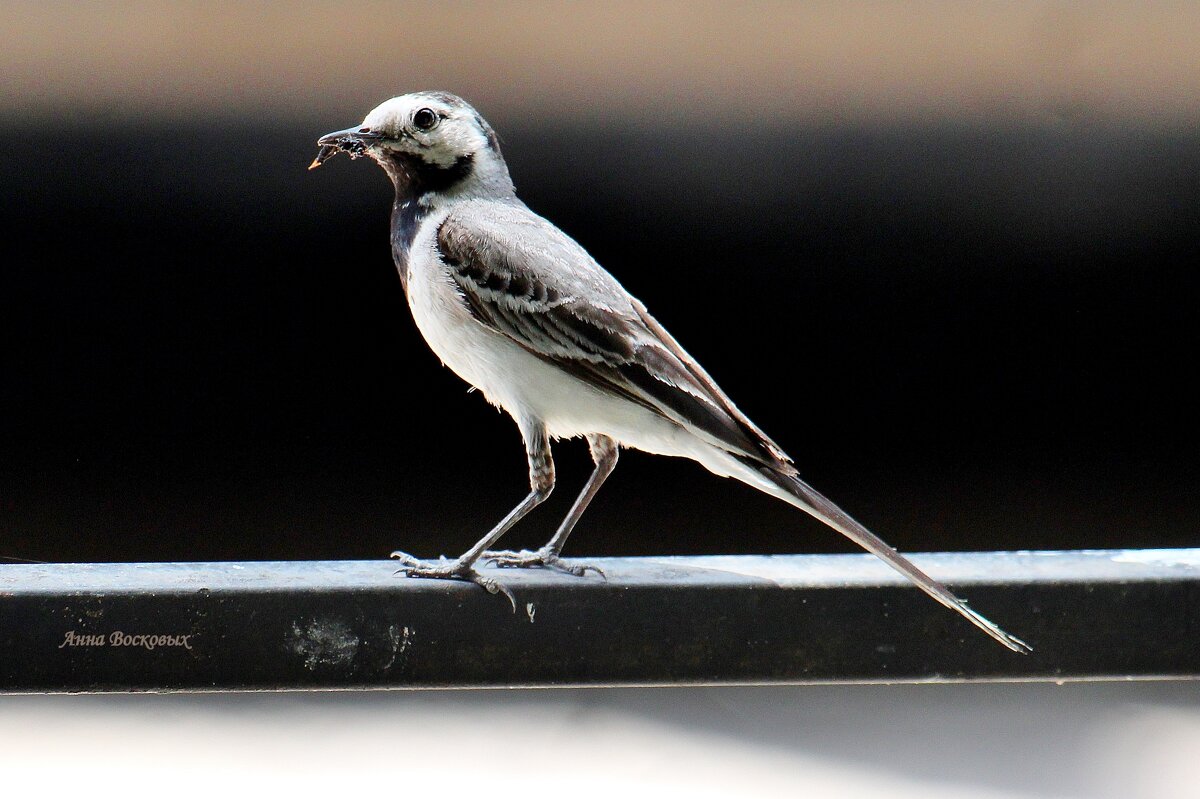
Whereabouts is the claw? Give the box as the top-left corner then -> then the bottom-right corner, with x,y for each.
475,575 -> 518,613
483,549 -> 605,580
389,550 -> 423,570
574,562 -> 607,580
546,559 -> 605,579
389,552 -> 517,610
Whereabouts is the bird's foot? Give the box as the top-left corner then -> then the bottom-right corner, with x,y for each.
482,547 -> 605,579
390,551 -> 516,611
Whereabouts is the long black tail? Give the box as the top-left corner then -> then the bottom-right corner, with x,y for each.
754,464 -> 1031,653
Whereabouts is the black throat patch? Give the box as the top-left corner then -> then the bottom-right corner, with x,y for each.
384,151 -> 475,197
386,152 -> 475,293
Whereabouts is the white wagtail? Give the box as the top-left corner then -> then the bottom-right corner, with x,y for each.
311,91 -> 1030,653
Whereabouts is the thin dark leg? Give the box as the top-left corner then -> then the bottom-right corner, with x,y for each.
545,434 -> 618,555
484,434 -> 618,576
390,421 -> 555,607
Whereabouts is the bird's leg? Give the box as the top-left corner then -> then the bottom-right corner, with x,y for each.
391,423 -> 555,608
485,434 -> 617,577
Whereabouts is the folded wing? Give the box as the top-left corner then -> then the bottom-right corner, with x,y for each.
436,203 -> 790,467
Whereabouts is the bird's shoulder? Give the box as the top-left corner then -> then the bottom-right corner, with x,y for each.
434,199 -> 636,315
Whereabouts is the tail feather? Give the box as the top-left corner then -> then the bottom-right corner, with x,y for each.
754,464 -> 1031,654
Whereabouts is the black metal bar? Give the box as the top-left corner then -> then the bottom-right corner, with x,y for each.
1,549 -> 1197,692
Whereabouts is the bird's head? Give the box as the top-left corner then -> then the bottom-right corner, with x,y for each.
310,91 -> 510,199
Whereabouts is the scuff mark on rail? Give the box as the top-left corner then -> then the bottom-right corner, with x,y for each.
289,618 -> 359,671
381,624 -> 415,671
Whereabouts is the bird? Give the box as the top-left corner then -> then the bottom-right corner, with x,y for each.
310,91 -> 1030,653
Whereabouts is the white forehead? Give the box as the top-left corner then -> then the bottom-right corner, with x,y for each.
361,93 -> 466,132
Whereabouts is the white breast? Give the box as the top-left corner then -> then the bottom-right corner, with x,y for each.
405,212 -> 549,420
402,212 -> 742,478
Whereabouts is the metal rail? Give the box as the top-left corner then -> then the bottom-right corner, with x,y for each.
2,549 -> 1197,692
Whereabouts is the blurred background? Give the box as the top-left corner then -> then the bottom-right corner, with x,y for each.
2,1 -> 1197,563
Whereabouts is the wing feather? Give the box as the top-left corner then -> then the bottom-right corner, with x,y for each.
437,203 -> 788,466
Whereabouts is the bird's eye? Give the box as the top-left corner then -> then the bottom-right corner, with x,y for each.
413,108 -> 439,131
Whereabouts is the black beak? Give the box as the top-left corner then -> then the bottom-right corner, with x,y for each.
309,126 -> 384,170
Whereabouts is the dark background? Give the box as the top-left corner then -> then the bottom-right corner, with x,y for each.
2,5 -> 1196,563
